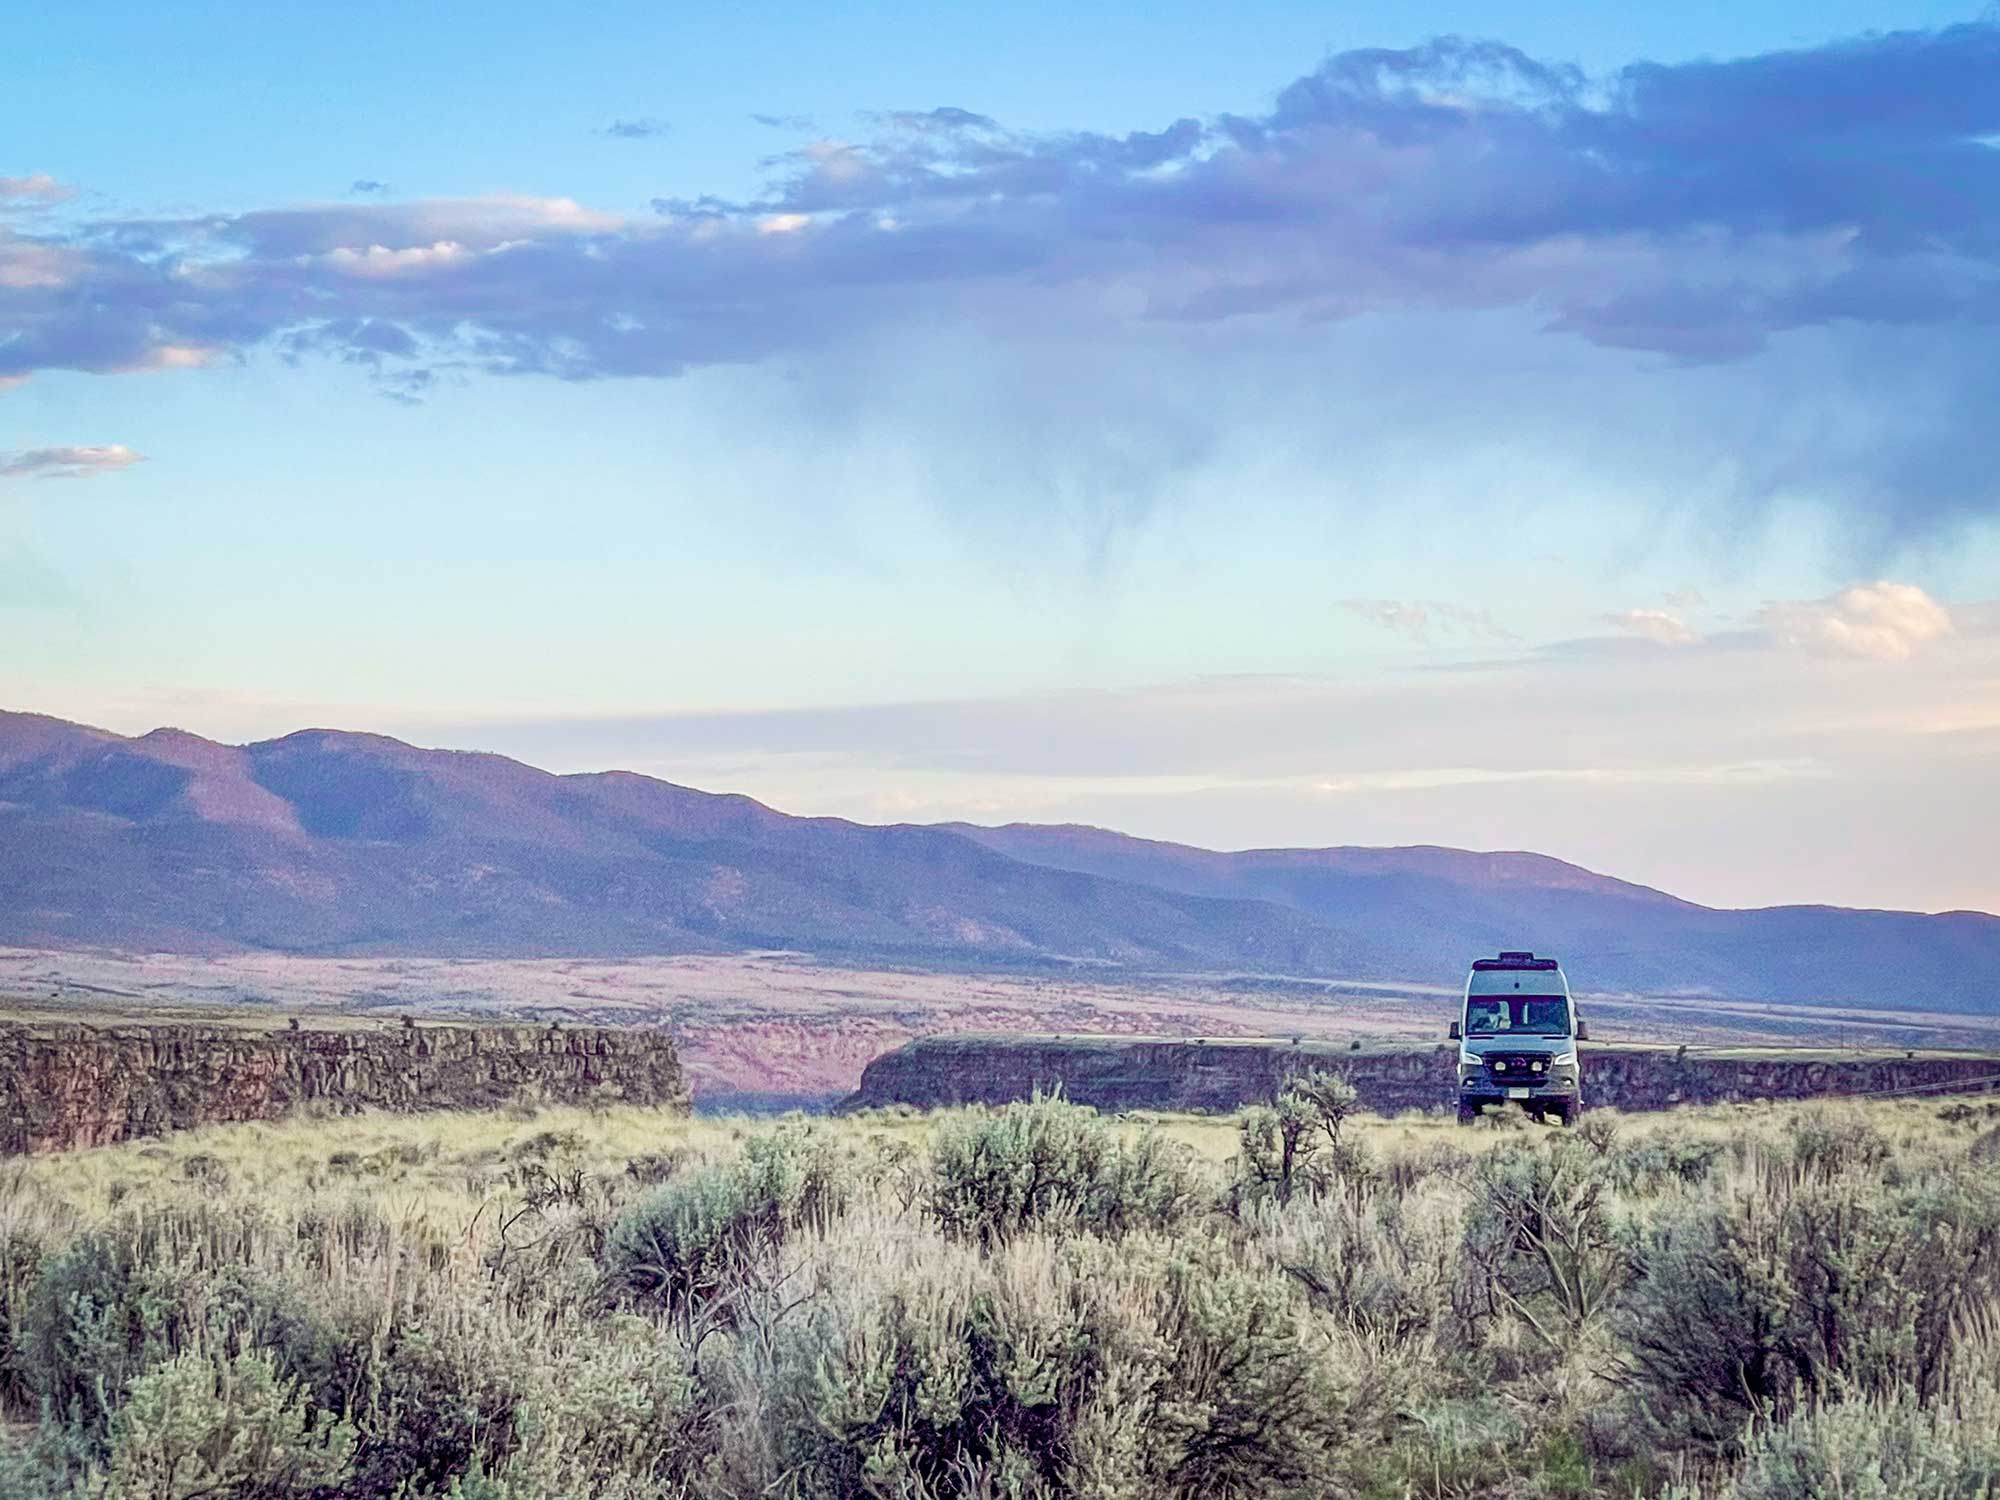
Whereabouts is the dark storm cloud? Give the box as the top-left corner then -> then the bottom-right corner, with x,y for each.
3,24 -> 1998,421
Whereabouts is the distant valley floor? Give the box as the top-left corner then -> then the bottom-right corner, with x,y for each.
6,946 -> 1997,1108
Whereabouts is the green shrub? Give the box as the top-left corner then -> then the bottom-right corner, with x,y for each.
1692,1394 -> 2000,1499
1460,1140 -> 1620,1347
0,1229 -> 47,1418
1778,1110 -> 1889,1183
96,1346 -> 354,1500
926,1096 -> 1199,1244
0,1425 -> 90,1500
603,1124 -> 850,1316
1254,1188 -> 1456,1346
1117,1237 -> 1345,1498
1607,1130 -> 1726,1194
339,1319 -> 519,1499
774,1230 -> 1343,1500
22,1236 -> 185,1456
604,1166 -> 768,1315
1616,1167 -> 2000,1447
739,1123 -> 851,1236
1234,1071 -> 1371,1208
461,1315 -> 696,1500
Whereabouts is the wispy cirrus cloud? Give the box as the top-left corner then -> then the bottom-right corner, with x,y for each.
1603,609 -> 1700,646
1341,599 -> 1518,642
602,117 -> 669,139
0,445 -> 145,480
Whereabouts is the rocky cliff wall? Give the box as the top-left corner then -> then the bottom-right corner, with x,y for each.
844,1035 -> 2000,1115
0,1021 -> 689,1155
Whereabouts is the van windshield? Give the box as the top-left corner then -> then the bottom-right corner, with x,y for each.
1465,996 -> 1571,1036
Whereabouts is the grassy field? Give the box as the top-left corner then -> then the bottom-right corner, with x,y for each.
4,1091 -> 2000,1497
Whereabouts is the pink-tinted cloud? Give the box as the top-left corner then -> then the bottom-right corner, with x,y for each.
0,174 -> 73,207
0,444 -> 146,480
1761,581 -> 1956,661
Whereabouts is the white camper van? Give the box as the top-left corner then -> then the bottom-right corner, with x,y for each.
1449,951 -> 1587,1125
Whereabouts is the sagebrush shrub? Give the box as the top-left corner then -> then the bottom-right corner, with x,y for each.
1616,1164 -> 2000,1447
12,1090 -> 2000,1500
22,1236 -> 185,1456
97,1346 -> 354,1500
1121,1235 -> 1346,1497
604,1166 -> 759,1313
926,1095 -> 1199,1243
0,1229 -> 46,1417
1777,1109 -> 1889,1183
1460,1139 -> 1620,1346
454,1315 -> 696,1500
1687,1393 -> 2000,1500
1234,1070 -> 1372,1208
1254,1185 -> 1457,1348
769,1226 -> 1344,1500
603,1124 -> 850,1316
1607,1129 -> 1726,1194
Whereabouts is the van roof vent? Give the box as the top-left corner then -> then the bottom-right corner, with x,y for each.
1473,952 -> 1561,971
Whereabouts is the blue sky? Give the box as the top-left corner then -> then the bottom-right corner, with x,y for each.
4,1 -> 1998,913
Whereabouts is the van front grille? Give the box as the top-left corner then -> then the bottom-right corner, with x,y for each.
1484,1052 -> 1553,1081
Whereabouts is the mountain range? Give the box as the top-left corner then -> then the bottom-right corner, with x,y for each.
2,709 -> 1993,1012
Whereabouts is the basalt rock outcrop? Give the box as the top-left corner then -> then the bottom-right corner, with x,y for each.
0,1021 -> 689,1154
843,1035 -> 2000,1115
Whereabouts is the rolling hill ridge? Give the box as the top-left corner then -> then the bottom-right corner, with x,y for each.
1,710 -> 1993,1012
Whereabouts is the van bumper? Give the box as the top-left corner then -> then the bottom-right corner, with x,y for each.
1458,1074 -> 1578,1108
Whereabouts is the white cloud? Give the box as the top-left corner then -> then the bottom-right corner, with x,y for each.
1603,608 -> 1699,646
0,174 -> 74,207
322,241 -> 472,277
1761,581 -> 1955,662
0,445 -> 147,480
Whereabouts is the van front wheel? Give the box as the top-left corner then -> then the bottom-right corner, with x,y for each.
1457,1103 -> 1480,1125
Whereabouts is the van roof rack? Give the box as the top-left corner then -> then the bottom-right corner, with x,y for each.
1473,952 -> 1560,971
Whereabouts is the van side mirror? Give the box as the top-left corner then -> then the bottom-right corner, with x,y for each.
1448,1021 -> 1461,1040
1575,1021 -> 1590,1042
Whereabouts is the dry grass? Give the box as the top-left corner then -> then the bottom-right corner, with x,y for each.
9,1091 -> 1989,1224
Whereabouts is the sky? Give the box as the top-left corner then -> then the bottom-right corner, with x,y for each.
4,1 -> 1998,914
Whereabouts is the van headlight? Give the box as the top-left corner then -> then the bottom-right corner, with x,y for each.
1459,1048 -> 1481,1067
1551,1051 -> 1577,1067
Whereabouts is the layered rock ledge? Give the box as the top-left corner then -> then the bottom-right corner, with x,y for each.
0,1020 -> 689,1154
843,1034 -> 2000,1115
